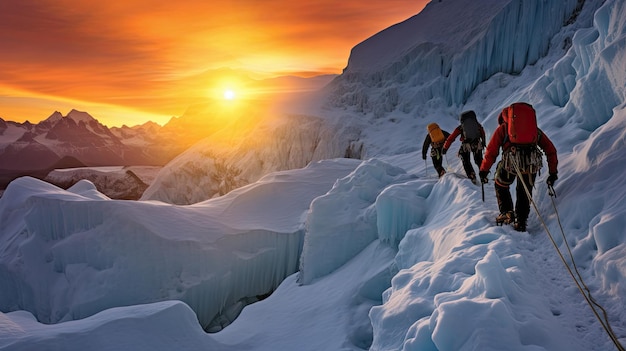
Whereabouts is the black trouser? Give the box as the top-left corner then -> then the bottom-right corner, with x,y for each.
431,147 -> 445,176
494,161 -> 536,225
458,142 -> 483,179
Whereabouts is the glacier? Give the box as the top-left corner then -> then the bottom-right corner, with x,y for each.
141,113 -> 364,204
0,159 -> 359,331
330,0 -> 584,115
299,158 -> 415,284
1,0 -> 626,350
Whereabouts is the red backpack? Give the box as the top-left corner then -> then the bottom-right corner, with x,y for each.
505,102 -> 538,145
501,102 -> 543,174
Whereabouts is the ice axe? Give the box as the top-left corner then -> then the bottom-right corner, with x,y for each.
481,179 -> 485,202
548,184 -> 557,198
480,171 -> 488,202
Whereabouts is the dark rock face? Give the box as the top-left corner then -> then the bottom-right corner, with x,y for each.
44,168 -> 151,200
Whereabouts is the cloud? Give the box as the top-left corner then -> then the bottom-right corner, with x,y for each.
0,0 -> 427,125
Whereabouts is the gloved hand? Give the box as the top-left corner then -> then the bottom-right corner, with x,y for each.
422,154 -> 427,160
547,173 -> 558,186
442,148 -> 447,155
479,170 -> 489,184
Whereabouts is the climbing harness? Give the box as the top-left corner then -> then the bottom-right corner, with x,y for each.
502,145 -> 543,175
511,159 -> 625,351
460,140 -> 482,154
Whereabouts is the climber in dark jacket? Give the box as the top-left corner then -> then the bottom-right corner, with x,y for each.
442,110 -> 486,184
422,123 -> 450,178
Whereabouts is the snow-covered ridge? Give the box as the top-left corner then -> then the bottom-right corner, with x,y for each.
330,0 -> 583,116
65,109 -> 96,123
141,113 -> 364,204
0,110 -> 161,172
40,109 -> 97,126
41,111 -> 64,124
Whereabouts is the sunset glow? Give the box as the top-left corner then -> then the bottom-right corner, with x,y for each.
223,90 -> 236,100
0,1 -> 428,126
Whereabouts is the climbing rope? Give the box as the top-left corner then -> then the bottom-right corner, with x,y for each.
511,160 -> 625,351
547,185 -> 623,348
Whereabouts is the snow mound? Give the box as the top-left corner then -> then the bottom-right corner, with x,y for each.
299,158 -> 414,284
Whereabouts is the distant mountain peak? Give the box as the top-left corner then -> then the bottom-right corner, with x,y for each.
44,111 -> 64,123
138,120 -> 161,129
67,109 -> 96,123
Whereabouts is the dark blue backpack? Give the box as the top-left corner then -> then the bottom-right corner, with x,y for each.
460,110 -> 481,141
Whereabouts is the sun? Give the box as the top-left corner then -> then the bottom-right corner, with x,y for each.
223,89 -> 236,100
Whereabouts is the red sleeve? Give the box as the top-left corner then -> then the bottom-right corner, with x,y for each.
443,126 -> 462,150
538,130 -> 558,174
480,124 -> 506,172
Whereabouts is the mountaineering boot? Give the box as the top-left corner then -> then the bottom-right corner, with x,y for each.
439,169 -> 446,178
496,211 -> 515,226
514,220 -> 527,232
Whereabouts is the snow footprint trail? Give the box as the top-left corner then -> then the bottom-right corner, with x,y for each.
477,180 -> 602,349
512,224 -> 607,350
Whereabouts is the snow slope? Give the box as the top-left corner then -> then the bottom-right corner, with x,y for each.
1,0 -> 626,350
0,159 -> 359,332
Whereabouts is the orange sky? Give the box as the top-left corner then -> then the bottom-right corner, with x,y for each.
0,0 -> 428,127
